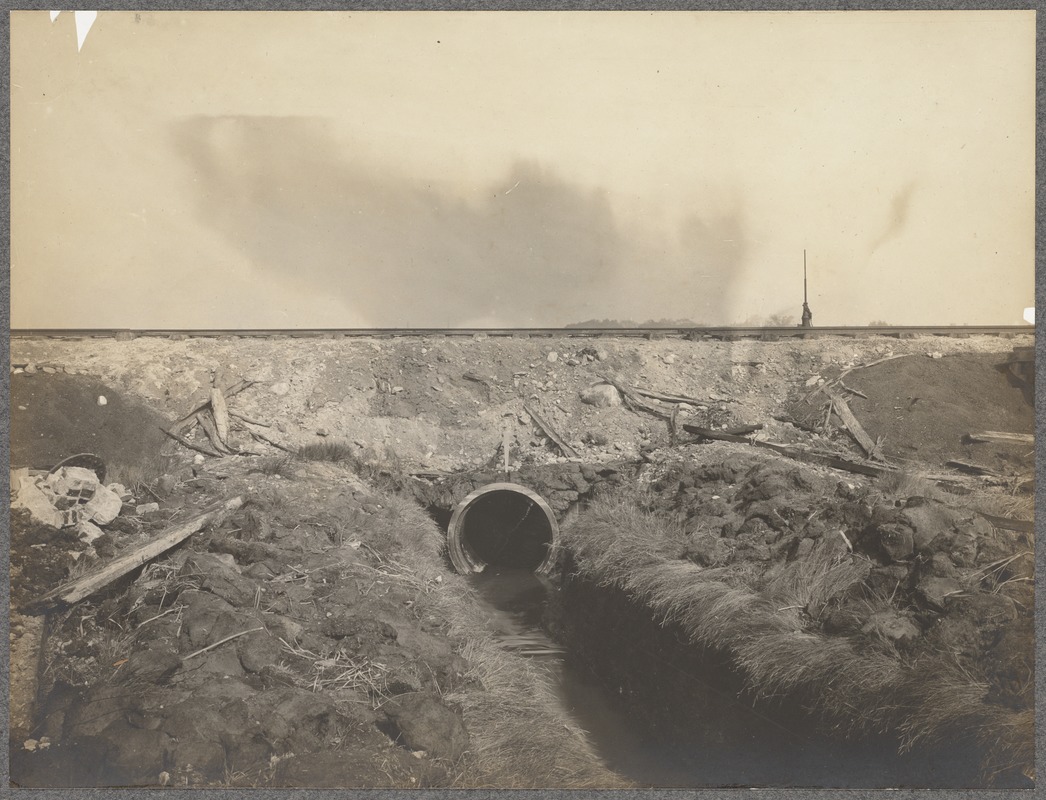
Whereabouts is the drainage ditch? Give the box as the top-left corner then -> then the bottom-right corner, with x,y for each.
441,481 -> 993,789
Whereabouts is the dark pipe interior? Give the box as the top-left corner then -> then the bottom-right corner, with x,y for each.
461,490 -> 554,570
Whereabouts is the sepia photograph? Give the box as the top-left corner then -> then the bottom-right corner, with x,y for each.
8,8 -> 1036,789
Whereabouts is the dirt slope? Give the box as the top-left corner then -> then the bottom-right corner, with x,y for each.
11,333 -> 1031,474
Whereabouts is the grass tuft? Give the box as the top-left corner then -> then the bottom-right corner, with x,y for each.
562,493 -> 1032,781
296,440 -> 356,463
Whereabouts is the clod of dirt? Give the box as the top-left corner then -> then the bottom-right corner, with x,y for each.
382,692 -> 470,762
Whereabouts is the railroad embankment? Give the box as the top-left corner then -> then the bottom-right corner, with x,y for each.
8,332 -> 1034,787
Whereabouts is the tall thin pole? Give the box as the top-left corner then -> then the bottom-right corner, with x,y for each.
801,249 -> 813,328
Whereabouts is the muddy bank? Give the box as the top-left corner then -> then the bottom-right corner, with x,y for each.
556,443 -> 1033,786
8,333 -> 1033,788
11,458 -> 626,789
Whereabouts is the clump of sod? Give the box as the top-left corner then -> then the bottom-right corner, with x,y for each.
561,495 -> 1031,782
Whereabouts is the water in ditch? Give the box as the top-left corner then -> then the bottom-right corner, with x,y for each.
469,567 -> 989,789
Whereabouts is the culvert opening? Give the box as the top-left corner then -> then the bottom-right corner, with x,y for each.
447,483 -> 558,574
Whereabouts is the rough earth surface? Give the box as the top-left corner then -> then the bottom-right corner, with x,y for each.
8,332 -> 1034,788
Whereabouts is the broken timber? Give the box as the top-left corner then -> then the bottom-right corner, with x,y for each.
523,404 -> 578,458
682,423 -> 890,478
198,408 -> 234,454
31,497 -> 244,609
823,388 -> 880,459
170,379 -> 254,436
978,512 -> 1035,534
965,431 -> 1034,446
599,375 -> 672,420
210,386 -> 232,445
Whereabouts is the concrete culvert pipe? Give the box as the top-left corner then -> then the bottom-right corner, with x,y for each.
447,483 -> 559,574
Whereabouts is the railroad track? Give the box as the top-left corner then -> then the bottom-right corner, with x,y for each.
9,326 -> 1032,341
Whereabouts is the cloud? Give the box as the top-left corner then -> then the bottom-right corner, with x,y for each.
869,181 -> 916,253
171,116 -> 636,326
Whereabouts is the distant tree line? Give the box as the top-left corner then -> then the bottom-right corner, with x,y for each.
566,318 -> 707,328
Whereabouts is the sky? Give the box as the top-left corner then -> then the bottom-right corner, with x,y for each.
10,10 -> 1035,328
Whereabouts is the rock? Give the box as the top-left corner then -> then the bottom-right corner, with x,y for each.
261,614 -> 304,643
97,395 -> 107,406
384,693 -> 469,762
662,353 -> 677,364
928,351 -> 943,359
107,483 -> 133,503
83,484 -> 124,525
925,551 -> 958,579
901,502 -> 959,552
861,611 -> 920,645
582,430 -> 609,447
579,382 -> 622,408
546,351 -> 558,363
75,520 -> 105,543
316,428 -> 330,437
915,576 -> 963,611
874,523 -> 914,563
595,349 -> 609,361
237,631 -> 284,673
269,382 -> 290,396
12,478 -> 64,528
866,563 -> 910,595
135,502 -> 160,515
42,366 -> 57,374
804,375 -> 821,387
24,364 -> 37,375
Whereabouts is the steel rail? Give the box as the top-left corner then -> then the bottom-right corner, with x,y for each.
9,326 -> 1032,340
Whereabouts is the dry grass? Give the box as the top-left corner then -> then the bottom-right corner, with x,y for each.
305,487 -> 627,788
562,494 -> 1031,780
761,537 -> 870,617
295,440 -> 356,463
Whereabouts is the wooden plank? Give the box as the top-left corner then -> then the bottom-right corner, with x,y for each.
824,388 -> 879,458
682,425 -> 891,478
210,387 -> 231,445
945,460 -> 1001,477
682,424 -> 754,444
977,513 -> 1034,534
198,408 -> 233,454
32,497 -> 243,608
169,379 -> 254,435
966,431 -> 1034,446
523,404 -> 578,458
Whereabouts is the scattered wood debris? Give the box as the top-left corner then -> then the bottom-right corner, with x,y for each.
965,431 -> 1034,446
823,387 -> 883,460
31,496 -> 244,610
945,460 -> 1001,477
523,404 -> 578,458
978,512 -> 1034,534
599,374 -> 671,420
